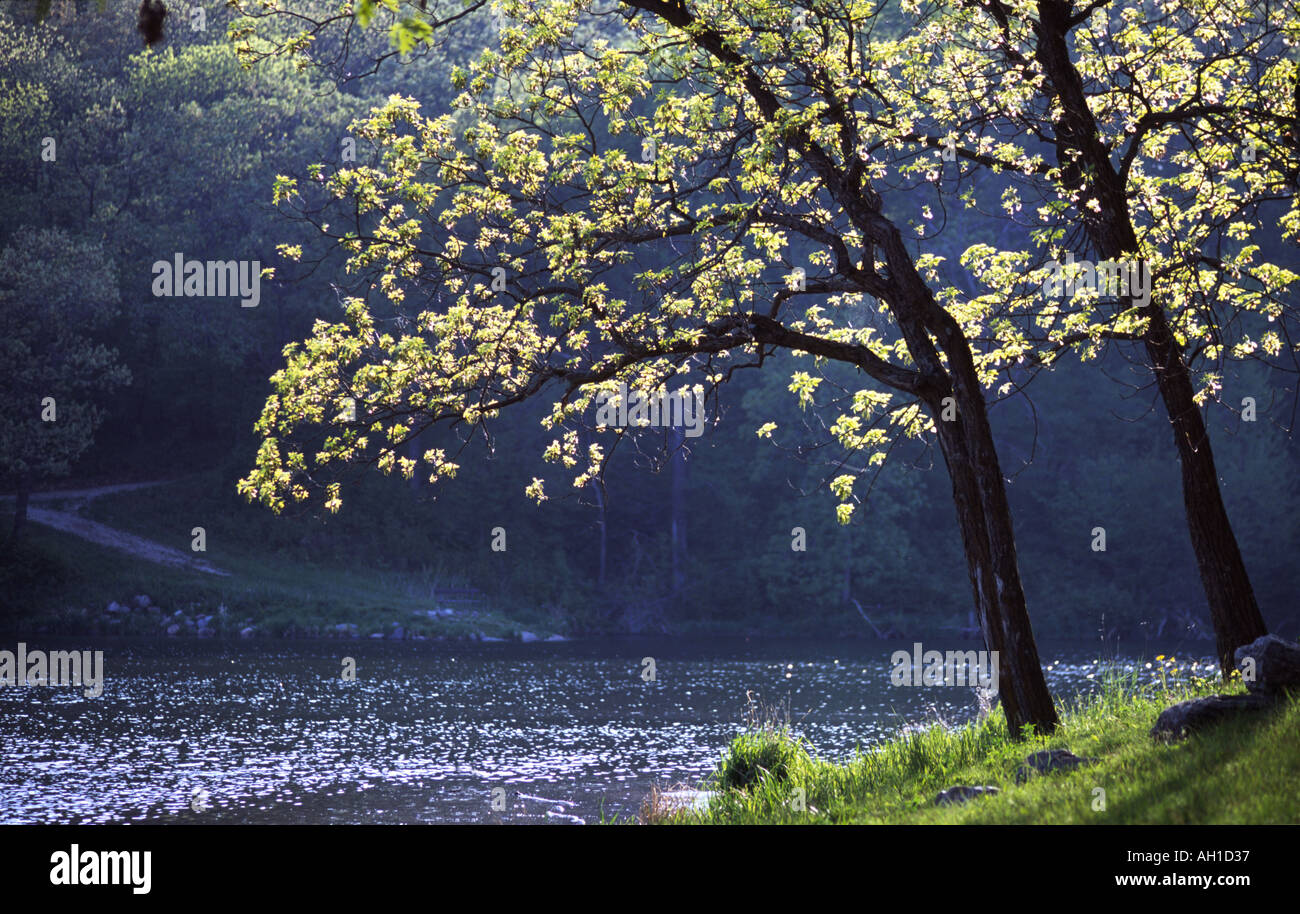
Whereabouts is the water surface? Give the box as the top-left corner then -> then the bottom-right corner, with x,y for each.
0,636 -> 1216,824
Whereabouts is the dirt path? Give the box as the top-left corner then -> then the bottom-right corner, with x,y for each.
25,481 -> 168,503
4,481 -> 230,576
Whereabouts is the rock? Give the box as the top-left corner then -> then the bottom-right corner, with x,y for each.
165,623 -> 181,636
546,634 -> 568,642
934,785 -> 1000,806
369,632 -> 385,639
520,631 -> 539,643
388,626 -> 405,640
1234,634 -> 1300,695
172,609 -> 185,618
1015,749 -> 1096,784
239,626 -> 256,639
105,601 -> 128,615
197,627 -> 215,639
1150,692 -> 1278,741
481,635 -> 505,642
133,595 -> 151,609
197,615 -> 214,628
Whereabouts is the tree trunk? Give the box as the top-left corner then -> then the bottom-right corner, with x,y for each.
874,215 -> 1059,738
933,384 -> 1060,738
1034,0 -> 1269,676
1141,307 -> 1268,672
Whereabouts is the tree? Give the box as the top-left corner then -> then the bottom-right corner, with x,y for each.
874,0 -> 1297,671
239,0 -> 1062,735
0,228 -> 130,543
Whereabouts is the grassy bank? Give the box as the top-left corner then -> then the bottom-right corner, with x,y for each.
646,671 -> 1300,824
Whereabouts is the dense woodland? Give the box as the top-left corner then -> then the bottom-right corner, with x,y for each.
1,0 -> 1297,659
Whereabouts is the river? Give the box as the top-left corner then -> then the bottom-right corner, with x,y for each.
0,635 -> 1216,824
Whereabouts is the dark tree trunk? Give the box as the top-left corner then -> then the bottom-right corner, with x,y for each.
932,382 -> 1060,738
1033,2 -> 1268,674
876,214 -> 1060,738
1142,307 -> 1268,671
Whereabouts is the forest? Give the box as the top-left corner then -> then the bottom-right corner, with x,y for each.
1,0 -> 1294,654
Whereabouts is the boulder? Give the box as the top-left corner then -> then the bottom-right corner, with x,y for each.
1234,634 -> 1300,695
934,785 -> 1000,806
239,626 -> 256,639
520,631 -> 540,643
1015,749 -> 1095,784
105,601 -> 128,615
165,623 -> 181,636
133,595 -> 151,609
1150,692 -> 1278,740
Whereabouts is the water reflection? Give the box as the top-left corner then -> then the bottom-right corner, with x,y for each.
0,636 -> 1216,824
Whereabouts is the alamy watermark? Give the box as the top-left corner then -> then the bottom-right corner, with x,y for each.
890,642 -> 999,693
0,643 -> 104,698
1041,253 -> 1151,306
594,382 -> 705,438
151,252 -> 261,308
50,845 -> 150,894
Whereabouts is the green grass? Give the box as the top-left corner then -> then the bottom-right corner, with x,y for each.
0,476 -> 560,639
652,670 -> 1300,824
